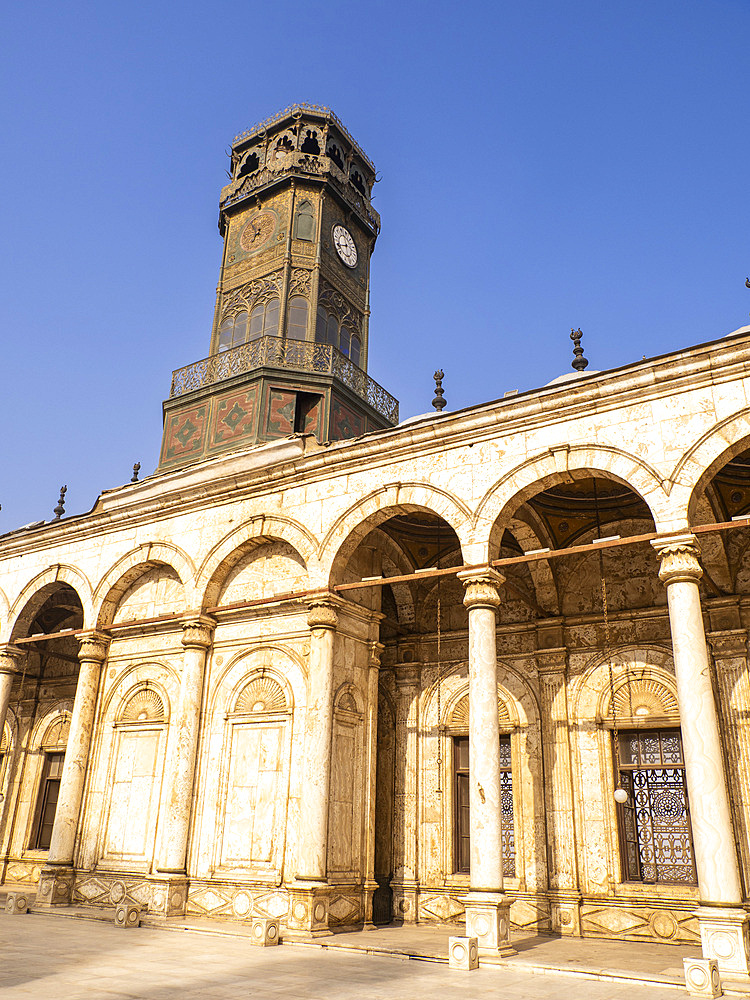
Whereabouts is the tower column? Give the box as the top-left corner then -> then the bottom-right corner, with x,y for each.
37,631 -> 109,908
652,535 -> 749,977
363,640 -> 384,927
157,617 -> 215,872
288,597 -> 337,936
392,661 -> 420,923
457,568 -> 514,955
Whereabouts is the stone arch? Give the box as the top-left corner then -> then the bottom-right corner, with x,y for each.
505,518 -> 559,615
423,661 -> 538,732
673,411 -> 750,525
8,566 -> 93,640
29,702 -> 73,751
321,483 -> 471,587
234,674 -> 289,716
472,446 -> 669,564
197,515 -> 317,609
572,645 -> 676,724
102,661 -> 178,723
209,645 -> 304,721
94,543 -> 196,626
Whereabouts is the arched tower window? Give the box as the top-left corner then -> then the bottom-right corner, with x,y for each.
300,130 -> 320,155
287,296 -> 308,340
248,298 -> 280,341
314,308 -> 364,368
294,200 -> 315,241
237,152 -> 259,179
218,311 -> 249,352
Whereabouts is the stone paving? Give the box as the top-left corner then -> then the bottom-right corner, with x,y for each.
0,911 -> 692,1000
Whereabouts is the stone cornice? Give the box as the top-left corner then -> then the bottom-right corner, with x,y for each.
3,329 -> 750,559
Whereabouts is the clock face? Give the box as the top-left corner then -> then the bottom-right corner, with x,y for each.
240,211 -> 276,253
333,224 -> 358,268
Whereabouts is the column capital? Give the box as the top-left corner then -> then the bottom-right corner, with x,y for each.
536,647 -> 568,675
394,662 -> 420,689
307,599 -> 338,631
181,615 -> 216,649
76,631 -> 110,663
457,567 -> 505,610
651,533 -> 703,585
707,629 -> 748,659
369,641 -> 385,670
0,644 -> 24,674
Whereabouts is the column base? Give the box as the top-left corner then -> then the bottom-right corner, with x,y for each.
697,906 -> 750,978
150,876 -> 189,917
547,891 -> 582,936
34,865 -> 75,908
391,879 -> 419,924
285,884 -> 331,937
465,892 -> 516,955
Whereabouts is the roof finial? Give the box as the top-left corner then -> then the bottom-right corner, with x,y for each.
570,328 -> 589,372
432,370 -> 446,412
131,462 -> 141,483
53,485 -> 67,520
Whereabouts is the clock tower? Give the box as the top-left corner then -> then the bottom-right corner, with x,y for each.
158,104 -> 398,472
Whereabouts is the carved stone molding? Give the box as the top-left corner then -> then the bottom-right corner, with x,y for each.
457,567 -> 505,610
536,647 -> 568,675
651,534 -> 703,585
76,631 -> 110,664
0,644 -> 24,675
394,662 -> 420,690
181,615 -> 216,649
307,600 -> 338,631
707,629 -> 748,660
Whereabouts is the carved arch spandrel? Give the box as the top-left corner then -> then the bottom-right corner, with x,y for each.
672,410 -> 750,524
321,483 -> 472,588
196,515 -> 318,609
93,543 -> 197,626
471,446 -> 672,563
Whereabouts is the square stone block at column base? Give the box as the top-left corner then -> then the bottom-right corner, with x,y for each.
448,936 -> 479,971
285,886 -> 330,937
34,866 -> 74,908
150,877 -> 189,917
250,917 -> 280,946
465,897 -> 516,956
684,958 -> 722,997
698,907 -> 750,977
6,891 -> 32,914
115,903 -> 142,928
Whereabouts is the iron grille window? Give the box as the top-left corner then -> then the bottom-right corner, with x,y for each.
32,752 -> 65,851
616,729 -> 697,885
453,735 -> 515,876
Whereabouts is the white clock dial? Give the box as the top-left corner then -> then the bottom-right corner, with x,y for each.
333,224 -> 358,267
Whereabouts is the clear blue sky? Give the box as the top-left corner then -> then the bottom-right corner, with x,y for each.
1,0 -> 749,532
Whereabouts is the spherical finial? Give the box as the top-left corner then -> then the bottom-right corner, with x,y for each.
570,328 -> 589,372
432,370 -> 446,412
53,485 -> 67,520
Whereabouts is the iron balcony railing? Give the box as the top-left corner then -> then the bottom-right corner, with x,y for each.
169,336 -> 399,426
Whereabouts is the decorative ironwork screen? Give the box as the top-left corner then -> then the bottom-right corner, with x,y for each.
454,735 -> 515,877
616,729 -> 697,885
169,336 -> 399,426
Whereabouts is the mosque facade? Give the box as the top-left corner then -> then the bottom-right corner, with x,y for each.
2,105 -> 750,974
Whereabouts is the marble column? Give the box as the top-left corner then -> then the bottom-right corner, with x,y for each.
154,615 -> 214,914
37,631 -> 110,908
288,597 -> 337,936
363,640 -> 384,928
0,645 -> 24,743
537,647 -> 582,935
457,567 -> 514,955
392,661 -> 420,923
652,535 -> 749,977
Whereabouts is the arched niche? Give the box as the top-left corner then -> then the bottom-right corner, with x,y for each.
329,683 -> 365,880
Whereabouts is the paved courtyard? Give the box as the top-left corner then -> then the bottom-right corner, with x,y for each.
0,912 -> 691,1000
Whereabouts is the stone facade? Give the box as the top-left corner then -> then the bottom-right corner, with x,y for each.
2,105 -> 750,976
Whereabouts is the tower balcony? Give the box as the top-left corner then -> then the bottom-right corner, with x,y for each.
170,337 -> 398,426
158,336 -> 399,472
